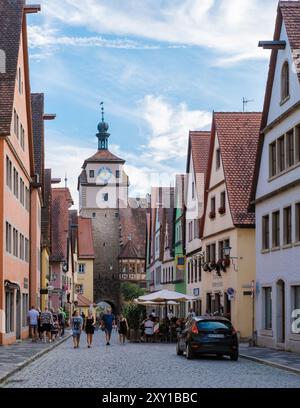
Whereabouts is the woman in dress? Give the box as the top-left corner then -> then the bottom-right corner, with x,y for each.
85,310 -> 95,348
118,314 -> 129,345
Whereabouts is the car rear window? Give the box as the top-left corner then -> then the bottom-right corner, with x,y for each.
197,320 -> 233,331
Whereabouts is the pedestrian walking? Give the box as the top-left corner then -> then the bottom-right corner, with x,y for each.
27,306 -> 39,342
144,316 -> 155,343
71,310 -> 83,348
51,310 -> 60,341
40,307 -> 54,343
85,310 -> 95,348
101,307 -> 115,346
37,309 -> 43,341
117,314 -> 128,345
58,308 -> 66,337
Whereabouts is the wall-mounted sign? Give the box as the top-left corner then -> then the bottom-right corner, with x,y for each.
227,288 -> 235,296
40,288 -> 48,295
176,256 -> 185,269
193,288 -> 200,297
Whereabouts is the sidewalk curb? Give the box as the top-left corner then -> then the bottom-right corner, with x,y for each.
240,353 -> 300,376
0,334 -> 72,386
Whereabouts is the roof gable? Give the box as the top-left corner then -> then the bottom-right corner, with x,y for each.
204,113 -> 261,228
83,149 -> 125,168
0,0 -> 25,135
262,1 -> 300,129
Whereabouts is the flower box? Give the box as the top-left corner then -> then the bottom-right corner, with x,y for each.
218,207 -> 226,215
209,211 -> 216,219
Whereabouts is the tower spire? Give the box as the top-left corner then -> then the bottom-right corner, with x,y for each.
96,101 -> 110,150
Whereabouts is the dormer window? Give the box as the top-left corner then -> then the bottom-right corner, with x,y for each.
89,170 -> 94,178
281,61 -> 290,103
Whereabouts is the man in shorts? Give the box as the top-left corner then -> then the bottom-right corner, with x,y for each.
27,306 -> 39,342
101,308 -> 115,346
40,307 -> 53,343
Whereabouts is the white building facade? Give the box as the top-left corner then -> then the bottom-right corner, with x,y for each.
255,2 -> 300,352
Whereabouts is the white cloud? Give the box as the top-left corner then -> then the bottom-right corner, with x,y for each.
139,95 -> 211,162
38,0 -> 278,64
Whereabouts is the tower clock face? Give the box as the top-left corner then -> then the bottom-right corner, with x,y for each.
96,166 -> 112,184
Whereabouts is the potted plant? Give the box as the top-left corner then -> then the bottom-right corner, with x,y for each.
203,263 -> 212,272
209,211 -> 216,219
218,207 -> 226,215
223,258 -> 231,268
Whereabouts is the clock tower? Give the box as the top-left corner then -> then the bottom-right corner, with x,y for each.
78,105 -> 128,311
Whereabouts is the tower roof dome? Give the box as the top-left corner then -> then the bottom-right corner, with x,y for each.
98,120 -> 109,133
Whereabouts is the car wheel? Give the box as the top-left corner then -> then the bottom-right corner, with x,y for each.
186,343 -> 194,360
230,351 -> 239,361
176,342 -> 183,356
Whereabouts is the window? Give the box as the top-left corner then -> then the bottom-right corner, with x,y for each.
293,286 -> 300,311
218,239 -> 230,260
192,181 -> 195,199
76,284 -> 84,295
194,219 -> 199,239
22,294 -> 28,327
13,168 -> 19,198
16,114 -> 19,139
191,261 -> 194,283
211,196 -> 216,214
102,193 -> 108,202
13,228 -> 18,257
78,264 -> 86,274
13,109 -> 17,135
19,234 -> 24,260
20,178 -> 24,206
25,187 -> 30,211
6,156 -> 12,189
283,206 -> 292,245
286,130 -> 294,168
198,259 -> 202,282
6,222 -> 12,253
188,221 -> 193,242
92,213 -> 96,218
89,170 -> 94,178
272,211 -> 280,248
296,125 -> 300,163
264,287 -> 272,330
116,170 -> 120,179
269,142 -> 277,177
20,124 -> 25,150
216,148 -> 221,169
220,191 -> 226,211
5,289 -> 14,333
296,203 -> 300,242
188,262 -> 190,284
210,244 -> 216,263
25,238 -> 29,262
278,136 -> 285,173
281,61 -> 289,102
262,215 -> 270,250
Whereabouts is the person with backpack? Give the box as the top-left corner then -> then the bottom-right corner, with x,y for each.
58,308 -> 66,337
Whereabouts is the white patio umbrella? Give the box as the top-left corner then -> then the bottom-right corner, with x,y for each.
137,289 -> 197,303
134,299 -> 179,306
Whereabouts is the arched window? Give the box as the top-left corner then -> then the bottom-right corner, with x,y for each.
281,61 -> 290,102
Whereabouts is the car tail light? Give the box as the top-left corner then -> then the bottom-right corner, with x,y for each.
191,323 -> 199,334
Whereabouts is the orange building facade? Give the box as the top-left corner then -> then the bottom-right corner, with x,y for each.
0,2 -> 40,344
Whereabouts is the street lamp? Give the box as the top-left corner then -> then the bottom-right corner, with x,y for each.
223,246 -> 232,258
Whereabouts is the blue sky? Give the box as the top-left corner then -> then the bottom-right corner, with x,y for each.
26,0 -> 280,208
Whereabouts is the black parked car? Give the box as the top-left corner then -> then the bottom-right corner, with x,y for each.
176,316 -> 239,361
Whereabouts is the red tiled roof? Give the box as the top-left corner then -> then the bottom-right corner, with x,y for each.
50,188 -> 74,261
31,93 -> 44,184
119,239 -> 140,259
188,131 -> 211,177
83,149 -> 125,168
119,207 -> 147,259
212,112 -> 262,226
78,217 -> 95,259
77,294 -> 93,307
0,0 -> 25,135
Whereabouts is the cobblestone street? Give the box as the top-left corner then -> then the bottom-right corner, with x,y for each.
3,332 -> 300,388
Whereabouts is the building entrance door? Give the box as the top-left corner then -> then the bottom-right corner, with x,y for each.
16,290 -> 21,340
276,280 -> 285,345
